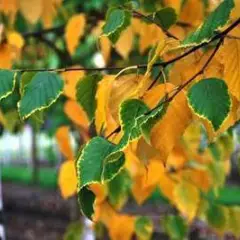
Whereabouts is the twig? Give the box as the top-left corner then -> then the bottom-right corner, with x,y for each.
13,18 -> 240,73
132,10 -> 179,40
106,37 -> 224,139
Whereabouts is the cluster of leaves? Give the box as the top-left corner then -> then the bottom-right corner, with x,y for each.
1,0 -> 240,239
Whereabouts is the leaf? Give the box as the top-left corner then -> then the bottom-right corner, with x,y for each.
179,0 -> 204,26
19,0 -> 42,24
115,26 -> 133,59
0,70 -> 16,101
174,180 -> 200,221
63,221 -> 82,240
0,43 -> 11,69
162,215 -> 188,240
108,170 -> 131,210
76,74 -> 102,121
109,74 -> 144,123
119,99 -> 149,145
58,160 -> 77,199
182,0 -> 234,46
187,78 -> 231,131
65,14 -> 86,55
153,7 -> 177,30
144,83 -> 192,161
18,72 -> 63,119
56,126 -> 74,159
77,137 -> 124,219
64,100 -> 89,129
217,38 -> 240,100
207,204 -> 228,231
135,216 -> 153,240
95,75 -> 117,135
42,0 -> 62,28
102,8 -> 131,44
61,69 -> 85,100
6,31 -> 24,49
227,207 -> 240,237
132,158 -> 165,204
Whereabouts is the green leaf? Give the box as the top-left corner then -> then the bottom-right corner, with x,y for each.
108,169 -> 131,209
76,74 -> 102,121
0,70 -> 16,101
63,221 -> 82,240
102,8 -> 131,44
140,99 -> 168,143
18,72 -> 63,119
119,99 -> 149,146
77,137 -> 124,219
153,7 -> 177,30
20,72 -> 36,96
187,78 -> 231,131
207,204 -> 227,230
135,216 -> 153,240
182,0 -> 234,46
162,215 -> 188,240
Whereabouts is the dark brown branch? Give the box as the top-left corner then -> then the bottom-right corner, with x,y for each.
14,18 -> 240,73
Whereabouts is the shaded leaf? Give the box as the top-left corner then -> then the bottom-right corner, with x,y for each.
187,78 -> 231,131
76,74 -> 102,121
0,70 -> 16,101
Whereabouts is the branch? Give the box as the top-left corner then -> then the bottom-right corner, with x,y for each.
14,18 -> 240,73
106,36 -> 225,139
132,10 -> 179,40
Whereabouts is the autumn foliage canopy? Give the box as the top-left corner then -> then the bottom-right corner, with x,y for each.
1,0 -> 240,239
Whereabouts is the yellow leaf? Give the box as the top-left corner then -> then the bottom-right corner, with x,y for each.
100,36 -> 112,64
179,0 -> 204,26
19,0 -> 42,24
7,31 -> 24,49
0,43 -> 11,69
61,69 -> 85,100
58,160 -> 77,199
228,207 -> 240,237
132,158 -> 165,204
132,19 -> 165,54
109,74 -> 148,123
135,137 -> 162,165
166,144 -> 188,170
92,21 -> 112,64
55,126 -> 74,159
0,0 -> 18,22
65,14 -> 86,55
217,38 -> 240,100
64,100 -> 89,129
158,172 -> 176,201
115,26 -> 133,59
164,0 -> 181,13
42,0 -> 62,28
89,183 -> 107,204
144,83 -> 192,161
182,169 -> 211,192
95,75 -> 118,135
94,202 -> 135,240
174,179 -> 200,222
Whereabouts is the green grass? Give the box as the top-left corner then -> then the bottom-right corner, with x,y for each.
1,166 -> 58,189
